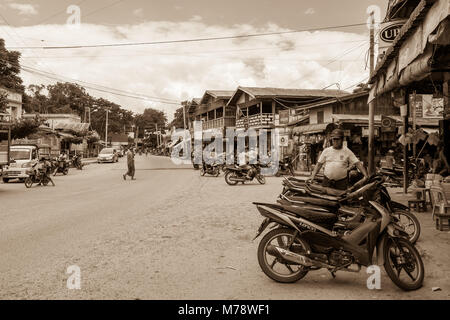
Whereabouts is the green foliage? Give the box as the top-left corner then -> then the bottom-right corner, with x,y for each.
0,38 -> 24,93
170,106 -> 186,129
134,108 -> 167,138
0,91 -> 8,113
11,118 -> 43,139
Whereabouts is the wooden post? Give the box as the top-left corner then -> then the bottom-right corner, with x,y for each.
260,102 -> 263,126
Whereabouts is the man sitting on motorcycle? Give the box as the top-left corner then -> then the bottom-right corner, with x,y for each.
309,129 -> 368,190
238,148 -> 258,179
36,156 -> 55,186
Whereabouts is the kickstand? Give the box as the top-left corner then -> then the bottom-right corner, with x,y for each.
330,271 -> 336,278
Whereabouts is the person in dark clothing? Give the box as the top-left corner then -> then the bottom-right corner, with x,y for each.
123,148 -> 136,180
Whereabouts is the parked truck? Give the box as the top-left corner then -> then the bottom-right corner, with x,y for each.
2,141 -> 52,183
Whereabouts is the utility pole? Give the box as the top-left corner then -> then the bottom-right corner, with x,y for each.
155,123 -> 159,147
105,108 -> 109,147
368,11 -> 376,175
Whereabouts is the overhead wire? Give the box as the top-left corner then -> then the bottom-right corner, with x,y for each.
7,22 -> 369,50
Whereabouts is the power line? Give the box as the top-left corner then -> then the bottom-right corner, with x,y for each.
19,65 -> 181,105
7,22 -> 369,49
20,64 -> 179,103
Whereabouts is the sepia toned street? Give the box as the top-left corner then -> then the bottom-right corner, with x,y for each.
0,155 -> 449,300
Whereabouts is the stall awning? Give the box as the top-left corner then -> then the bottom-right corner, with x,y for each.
293,123 -> 330,135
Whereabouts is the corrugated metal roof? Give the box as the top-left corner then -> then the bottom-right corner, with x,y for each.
227,86 -> 349,106
53,122 -> 90,133
238,87 -> 349,98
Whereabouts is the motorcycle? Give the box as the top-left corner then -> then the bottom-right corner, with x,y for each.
25,163 -> 55,188
224,164 -> 266,185
275,155 -> 295,177
279,174 -> 421,244
200,162 -> 221,177
54,159 -> 69,176
71,155 -> 84,170
253,174 -> 424,291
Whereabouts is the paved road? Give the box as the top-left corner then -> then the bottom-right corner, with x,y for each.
0,155 -> 449,299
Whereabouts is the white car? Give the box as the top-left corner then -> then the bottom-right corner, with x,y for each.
97,148 -> 118,163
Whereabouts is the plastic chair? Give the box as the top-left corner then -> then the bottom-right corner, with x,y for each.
429,185 -> 450,231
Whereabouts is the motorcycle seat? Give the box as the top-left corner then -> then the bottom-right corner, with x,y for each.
281,195 -> 339,208
280,204 -> 337,225
277,199 -> 335,213
307,183 -> 347,197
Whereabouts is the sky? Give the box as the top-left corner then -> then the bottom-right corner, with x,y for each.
0,0 -> 389,120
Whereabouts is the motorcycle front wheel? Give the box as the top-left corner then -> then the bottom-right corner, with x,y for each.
256,174 -> 266,185
224,171 -> 238,185
200,168 -> 206,176
258,228 -> 310,283
392,210 -> 421,244
24,177 -> 33,188
384,237 -> 424,291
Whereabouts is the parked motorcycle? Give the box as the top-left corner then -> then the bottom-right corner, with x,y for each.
224,164 -> 266,185
279,174 -> 421,244
200,163 -> 221,177
25,162 -> 55,188
275,155 -> 295,177
54,159 -> 69,176
253,174 -> 424,291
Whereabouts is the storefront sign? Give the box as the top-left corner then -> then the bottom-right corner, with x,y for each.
279,110 -> 289,124
279,135 -> 289,147
378,20 -> 407,59
409,94 -> 444,118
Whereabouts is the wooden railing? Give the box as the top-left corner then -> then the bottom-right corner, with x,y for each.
201,117 -> 236,130
236,113 -> 274,128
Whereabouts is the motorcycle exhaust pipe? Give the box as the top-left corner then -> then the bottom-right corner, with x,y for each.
266,245 -> 315,267
229,176 -> 245,182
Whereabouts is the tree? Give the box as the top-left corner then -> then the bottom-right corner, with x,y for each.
46,82 -> 92,115
0,91 -> 8,113
170,105 -> 186,129
134,108 -> 167,138
0,38 -> 24,93
10,117 -> 43,139
22,84 -> 48,113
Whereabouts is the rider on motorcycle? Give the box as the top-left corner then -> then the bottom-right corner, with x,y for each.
36,156 -> 55,186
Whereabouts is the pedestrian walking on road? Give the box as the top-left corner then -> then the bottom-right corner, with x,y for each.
123,148 -> 136,180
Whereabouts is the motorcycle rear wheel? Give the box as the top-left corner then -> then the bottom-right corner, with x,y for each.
24,177 -> 33,188
224,171 -> 238,186
392,210 -> 421,244
258,228 -> 310,283
63,168 -> 69,175
384,237 -> 424,291
256,174 -> 266,185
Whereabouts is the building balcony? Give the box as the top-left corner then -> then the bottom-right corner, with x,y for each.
202,117 -> 236,130
236,113 -> 274,129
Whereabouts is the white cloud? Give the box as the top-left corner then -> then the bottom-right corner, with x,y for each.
133,8 -> 143,18
304,8 -> 315,15
3,21 -> 369,121
8,3 -> 38,15
189,15 -> 202,22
